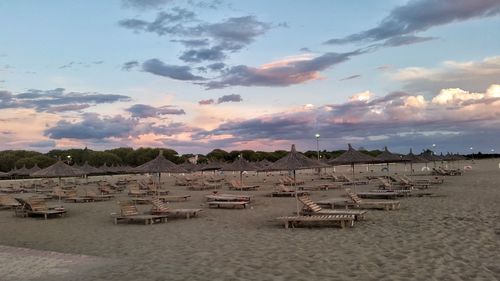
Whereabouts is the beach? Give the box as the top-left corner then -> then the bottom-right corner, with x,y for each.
1,159 -> 499,281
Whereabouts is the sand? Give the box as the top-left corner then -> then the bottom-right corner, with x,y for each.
0,159 -> 499,281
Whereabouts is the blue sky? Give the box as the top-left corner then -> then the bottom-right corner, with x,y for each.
1,0 -> 500,154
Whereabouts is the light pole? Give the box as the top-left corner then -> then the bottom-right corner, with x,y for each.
314,133 -> 320,160
470,147 -> 474,162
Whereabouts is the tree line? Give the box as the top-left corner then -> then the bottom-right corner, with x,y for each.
0,147 -> 377,172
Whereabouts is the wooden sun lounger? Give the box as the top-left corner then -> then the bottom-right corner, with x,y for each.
271,185 -> 310,197
208,201 -> 249,209
316,198 -> 353,209
345,188 -> 400,210
16,197 -> 67,220
64,190 -> 94,203
228,180 -> 260,191
150,198 -> 201,219
205,194 -> 251,202
188,181 -> 221,190
85,190 -> 114,201
0,195 -> 21,209
297,184 -> 336,191
156,195 -> 191,202
114,200 -> 167,225
357,191 -> 400,199
298,196 -> 367,220
276,215 -> 355,229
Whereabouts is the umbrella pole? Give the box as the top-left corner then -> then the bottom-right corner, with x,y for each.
294,169 -> 299,216
58,176 -> 62,205
351,163 -> 357,192
241,171 -> 245,190
157,172 -> 161,197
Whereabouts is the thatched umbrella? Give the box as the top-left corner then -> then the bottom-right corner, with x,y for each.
403,149 -> 428,173
199,161 -> 224,174
0,171 -> 9,178
11,165 -> 30,177
375,146 -> 405,172
78,161 -> 102,175
27,163 -> 41,175
31,160 -> 85,203
420,151 -> 441,168
266,144 -> 326,214
221,155 -> 258,184
134,152 -> 187,194
329,144 -> 376,180
178,162 -> 199,173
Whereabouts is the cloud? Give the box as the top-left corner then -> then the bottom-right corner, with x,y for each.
217,94 -> 242,104
179,46 -> 226,62
142,58 -> 205,80
122,60 -> 139,71
339,74 -> 361,81
380,35 -> 436,47
45,113 -> 139,139
194,84 -> 500,152
203,50 -> 365,89
120,10 -> 270,63
126,104 -> 186,118
28,140 -> 56,148
0,88 -> 131,112
58,61 -> 104,69
199,99 -> 215,105
325,0 -> 500,45
44,113 -> 200,141
206,62 -> 226,71
392,56 -> 500,93
122,0 -> 172,10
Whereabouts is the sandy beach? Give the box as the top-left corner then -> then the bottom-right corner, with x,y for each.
1,159 -> 499,281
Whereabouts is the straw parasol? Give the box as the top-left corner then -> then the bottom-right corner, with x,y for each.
375,146 -> 405,172
329,144 -> 376,179
11,165 -> 30,177
27,163 -> 41,175
0,171 -> 9,178
221,155 -> 258,184
31,160 -> 85,203
178,162 -> 199,172
78,161 -> 102,175
403,149 -> 428,173
266,144 -> 326,214
199,161 -> 224,173
134,151 -> 187,193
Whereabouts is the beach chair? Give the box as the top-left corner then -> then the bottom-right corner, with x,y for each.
155,195 -> 191,202
18,197 -> 67,220
271,185 -> 310,197
188,181 -> 221,190
150,198 -> 201,219
208,201 -> 249,209
85,189 -> 113,201
298,196 -> 367,220
64,190 -> 94,203
0,195 -> 21,209
128,184 -> 148,197
114,200 -> 167,225
228,180 -> 260,191
344,188 -> 400,210
205,193 -> 251,202
341,174 -> 368,185
276,215 -> 355,229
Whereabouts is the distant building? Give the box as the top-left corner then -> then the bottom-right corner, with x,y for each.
188,155 -> 198,164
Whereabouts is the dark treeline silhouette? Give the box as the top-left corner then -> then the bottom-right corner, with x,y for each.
0,147 -> 373,172
0,146 -> 480,173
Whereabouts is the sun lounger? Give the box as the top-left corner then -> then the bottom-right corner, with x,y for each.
156,195 -> 191,202
298,196 -> 367,220
271,185 -> 310,197
205,193 -> 251,202
188,181 -> 221,190
0,195 -> 21,209
128,184 -> 148,197
344,188 -> 400,210
114,200 -> 167,225
228,180 -> 260,191
356,191 -> 400,199
208,201 -> 249,209
16,197 -> 67,220
150,198 -> 201,219
64,190 -> 94,203
276,215 -> 355,229
85,189 -> 113,201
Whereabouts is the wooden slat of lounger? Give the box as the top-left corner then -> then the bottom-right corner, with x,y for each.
208,201 -> 248,209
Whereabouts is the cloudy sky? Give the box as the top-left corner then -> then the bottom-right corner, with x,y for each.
1,0 -> 500,154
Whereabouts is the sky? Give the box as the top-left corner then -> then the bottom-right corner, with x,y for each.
1,0 -> 500,155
